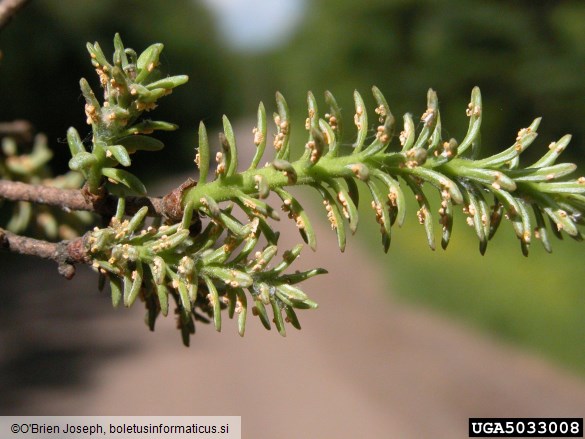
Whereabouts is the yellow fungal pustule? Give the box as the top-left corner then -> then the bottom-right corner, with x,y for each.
491,171 -> 505,190
354,106 -> 363,130
337,192 -> 350,219
252,127 -> 263,146
371,201 -> 384,228
215,151 -> 225,175
442,141 -> 455,158
234,298 -> 243,314
387,189 -> 398,207
376,125 -> 389,143
417,206 -> 428,225
305,108 -> 315,131
281,199 -> 305,230
323,128 -> 332,145
254,175 -> 262,190
374,104 -> 387,122
177,256 -> 189,275
438,209 -> 449,227
399,129 -> 408,147
516,127 -> 530,142
295,216 -> 306,230
421,108 -> 435,126
323,199 -> 338,230
306,140 -> 320,164
135,101 -> 157,112
273,133 -> 284,151
152,258 -> 163,276
440,186 -> 451,201
96,68 -> 108,87
405,148 -> 426,168
324,113 -> 338,131
466,102 -> 481,117
84,104 -> 98,125
350,163 -> 369,180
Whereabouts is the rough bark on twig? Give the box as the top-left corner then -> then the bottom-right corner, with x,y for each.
0,180 -> 166,217
0,228 -> 87,279
0,177 -> 200,279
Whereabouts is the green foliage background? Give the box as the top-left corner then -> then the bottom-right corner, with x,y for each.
0,0 -> 230,179
1,0 -> 584,373
224,0 -> 585,375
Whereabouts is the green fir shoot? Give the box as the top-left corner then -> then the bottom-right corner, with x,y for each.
5,35 -> 583,346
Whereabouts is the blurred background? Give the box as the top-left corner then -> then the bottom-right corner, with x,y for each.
1,0 -> 585,436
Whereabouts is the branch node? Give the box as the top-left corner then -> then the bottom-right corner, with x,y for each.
57,262 -> 76,280
65,236 -> 90,264
82,183 -> 107,210
162,178 -> 197,222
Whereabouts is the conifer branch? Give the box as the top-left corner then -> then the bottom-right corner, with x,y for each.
2,34 -> 584,345
188,87 -> 584,256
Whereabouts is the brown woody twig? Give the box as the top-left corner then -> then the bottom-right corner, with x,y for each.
0,179 -> 166,217
0,227 -> 87,279
0,178 -> 198,279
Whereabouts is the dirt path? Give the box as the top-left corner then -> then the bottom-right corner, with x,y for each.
9,202 -> 585,438
2,121 -> 584,438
